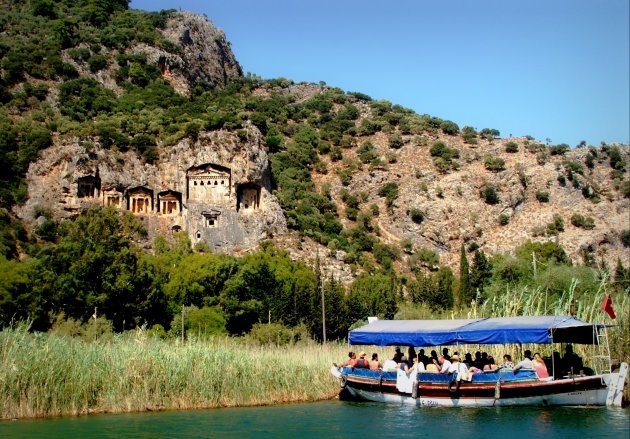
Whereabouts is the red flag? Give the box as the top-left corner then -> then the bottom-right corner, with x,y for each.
601,294 -> 616,319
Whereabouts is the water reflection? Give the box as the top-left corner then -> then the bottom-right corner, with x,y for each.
0,401 -> 628,439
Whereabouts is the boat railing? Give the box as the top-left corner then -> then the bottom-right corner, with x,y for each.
340,367 -> 539,383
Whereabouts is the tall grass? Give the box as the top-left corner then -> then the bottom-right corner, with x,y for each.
0,326 -> 347,420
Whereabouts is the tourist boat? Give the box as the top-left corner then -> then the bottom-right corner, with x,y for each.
330,316 -> 628,407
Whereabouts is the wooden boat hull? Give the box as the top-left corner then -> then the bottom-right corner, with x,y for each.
332,363 -> 628,407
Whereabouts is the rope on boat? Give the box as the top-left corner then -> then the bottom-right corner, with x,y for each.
448,378 -> 461,394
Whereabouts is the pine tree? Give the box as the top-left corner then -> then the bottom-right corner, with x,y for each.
458,244 -> 470,308
470,249 -> 492,301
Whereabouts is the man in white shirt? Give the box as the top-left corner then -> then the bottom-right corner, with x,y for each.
514,350 -> 534,371
438,355 -> 452,373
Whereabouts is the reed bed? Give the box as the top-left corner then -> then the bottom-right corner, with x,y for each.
0,327 -> 348,420
2,279 -> 627,419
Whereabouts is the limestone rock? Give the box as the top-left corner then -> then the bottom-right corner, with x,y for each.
18,123 -> 286,254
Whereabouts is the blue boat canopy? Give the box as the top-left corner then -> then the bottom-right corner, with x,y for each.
348,316 -> 604,346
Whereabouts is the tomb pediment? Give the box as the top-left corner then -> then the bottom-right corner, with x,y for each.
128,187 -> 152,197
188,169 -> 230,179
201,209 -> 222,218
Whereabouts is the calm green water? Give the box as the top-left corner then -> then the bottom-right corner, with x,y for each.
1,401 -> 628,438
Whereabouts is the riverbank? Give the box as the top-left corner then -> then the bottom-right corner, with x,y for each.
0,327 -> 346,420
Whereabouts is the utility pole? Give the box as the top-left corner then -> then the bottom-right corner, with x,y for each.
532,252 -> 537,278
93,306 -> 97,340
181,305 -> 185,343
321,281 -> 327,344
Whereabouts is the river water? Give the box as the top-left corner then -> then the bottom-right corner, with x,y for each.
1,400 -> 628,438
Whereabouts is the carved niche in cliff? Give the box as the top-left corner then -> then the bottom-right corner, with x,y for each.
158,190 -> 182,215
127,186 -> 153,214
103,189 -> 123,209
201,208 -> 221,228
236,183 -> 261,213
77,175 -> 101,199
186,164 -> 231,204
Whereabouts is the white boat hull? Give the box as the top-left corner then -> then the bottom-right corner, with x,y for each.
333,363 -> 628,408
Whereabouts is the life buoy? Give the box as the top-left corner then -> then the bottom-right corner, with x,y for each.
340,374 -> 348,388
448,378 -> 461,394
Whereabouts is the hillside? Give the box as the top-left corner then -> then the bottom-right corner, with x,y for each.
1,1 -> 629,281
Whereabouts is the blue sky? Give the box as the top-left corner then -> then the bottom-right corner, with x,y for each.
129,0 -> 629,147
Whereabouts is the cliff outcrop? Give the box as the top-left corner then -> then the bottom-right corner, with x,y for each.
19,123 -> 286,253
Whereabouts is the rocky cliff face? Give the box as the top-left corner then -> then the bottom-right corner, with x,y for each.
159,12 -> 242,92
19,123 -> 286,253
61,11 -> 242,96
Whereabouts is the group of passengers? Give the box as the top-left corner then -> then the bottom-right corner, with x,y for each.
337,345 -> 583,379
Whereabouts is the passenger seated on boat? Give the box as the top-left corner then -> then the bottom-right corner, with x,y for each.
418,349 -> 430,367
551,351 -> 564,378
392,347 -> 404,363
338,351 -> 357,367
471,351 -> 484,369
483,356 -> 498,371
406,347 -> 417,368
354,352 -> 370,369
498,354 -> 515,369
426,358 -> 440,372
532,352 -> 549,378
464,353 -> 473,367
398,356 -> 408,371
447,354 -> 469,378
438,355 -> 452,374
370,353 -> 382,371
404,356 -> 425,374
383,359 -> 398,371
514,350 -> 534,372
562,344 -> 583,375
442,348 -> 451,362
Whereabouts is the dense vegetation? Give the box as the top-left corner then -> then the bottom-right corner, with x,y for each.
1,207 -> 628,350
0,1 -> 628,352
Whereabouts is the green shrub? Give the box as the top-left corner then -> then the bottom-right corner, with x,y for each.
358,118 -> 382,136
557,174 -> 566,186
479,128 -> 500,140
563,160 -> 584,175
570,213 -> 595,230
484,156 -> 505,172
378,182 -> 399,207
413,247 -> 440,269
373,242 -> 399,266
505,141 -> 519,153
545,214 -> 564,235
409,208 -> 424,224
549,144 -> 570,155
499,213 -> 510,225
607,147 -> 625,171
430,141 -> 447,157
388,132 -> 404,149
480,186 -> 499,204
621,229 -> 630,247
357,141 -> 378,163
87,54 -> 108,73
440,120 -> 459,135
535,191 -> 550,202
